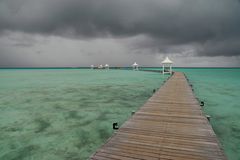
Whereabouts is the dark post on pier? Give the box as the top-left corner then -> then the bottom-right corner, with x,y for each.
91,72 -> 227,160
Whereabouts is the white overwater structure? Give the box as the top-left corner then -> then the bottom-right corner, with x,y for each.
105,64 -> 109,69
162,57 -> 173,74
98,64 -> 103,69
90,64 -> 94,69
132,62 -> 139,70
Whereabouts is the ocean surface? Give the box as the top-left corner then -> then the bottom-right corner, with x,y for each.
178,68 -> 240,160
0,69 -> 167,160
0,68 -> 239,160
144,67 -> 240,160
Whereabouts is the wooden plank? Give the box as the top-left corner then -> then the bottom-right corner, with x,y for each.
91,72 -> 227,160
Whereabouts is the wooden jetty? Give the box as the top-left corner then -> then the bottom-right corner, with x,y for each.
91,72 -> 227,160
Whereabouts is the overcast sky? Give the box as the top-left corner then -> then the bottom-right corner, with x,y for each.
0,0 -> 240,67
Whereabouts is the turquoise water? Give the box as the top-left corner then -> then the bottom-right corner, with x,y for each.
179,68 -> 240,160
0,69 -> 167,160
142,67 -> 240,160
0,68 -> 239,160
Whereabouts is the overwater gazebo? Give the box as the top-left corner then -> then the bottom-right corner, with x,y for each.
90,65 -> 94,69
98,64 -> 103,69
105,64 -> 109,69
132,62 -> 139,70
162,57 -> 173,74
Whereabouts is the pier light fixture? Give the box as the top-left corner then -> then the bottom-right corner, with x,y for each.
161,57 -> 173,75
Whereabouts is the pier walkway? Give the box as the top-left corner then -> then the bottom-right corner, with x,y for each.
91,72 -> 227,160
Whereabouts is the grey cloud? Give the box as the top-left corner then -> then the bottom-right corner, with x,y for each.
0,0 -> 240,56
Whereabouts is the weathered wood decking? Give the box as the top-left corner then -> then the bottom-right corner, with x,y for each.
91,72 -> 227,160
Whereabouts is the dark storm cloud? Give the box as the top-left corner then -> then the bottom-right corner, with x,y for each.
0,0 -> 240,56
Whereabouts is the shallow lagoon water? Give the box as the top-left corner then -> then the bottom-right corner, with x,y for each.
0,69 -> 166,160
0,68 -> 239,160
179,68 -> 240,160
143,68 -> 240,160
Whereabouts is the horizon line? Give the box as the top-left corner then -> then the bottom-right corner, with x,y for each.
0,67 -> 240,69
